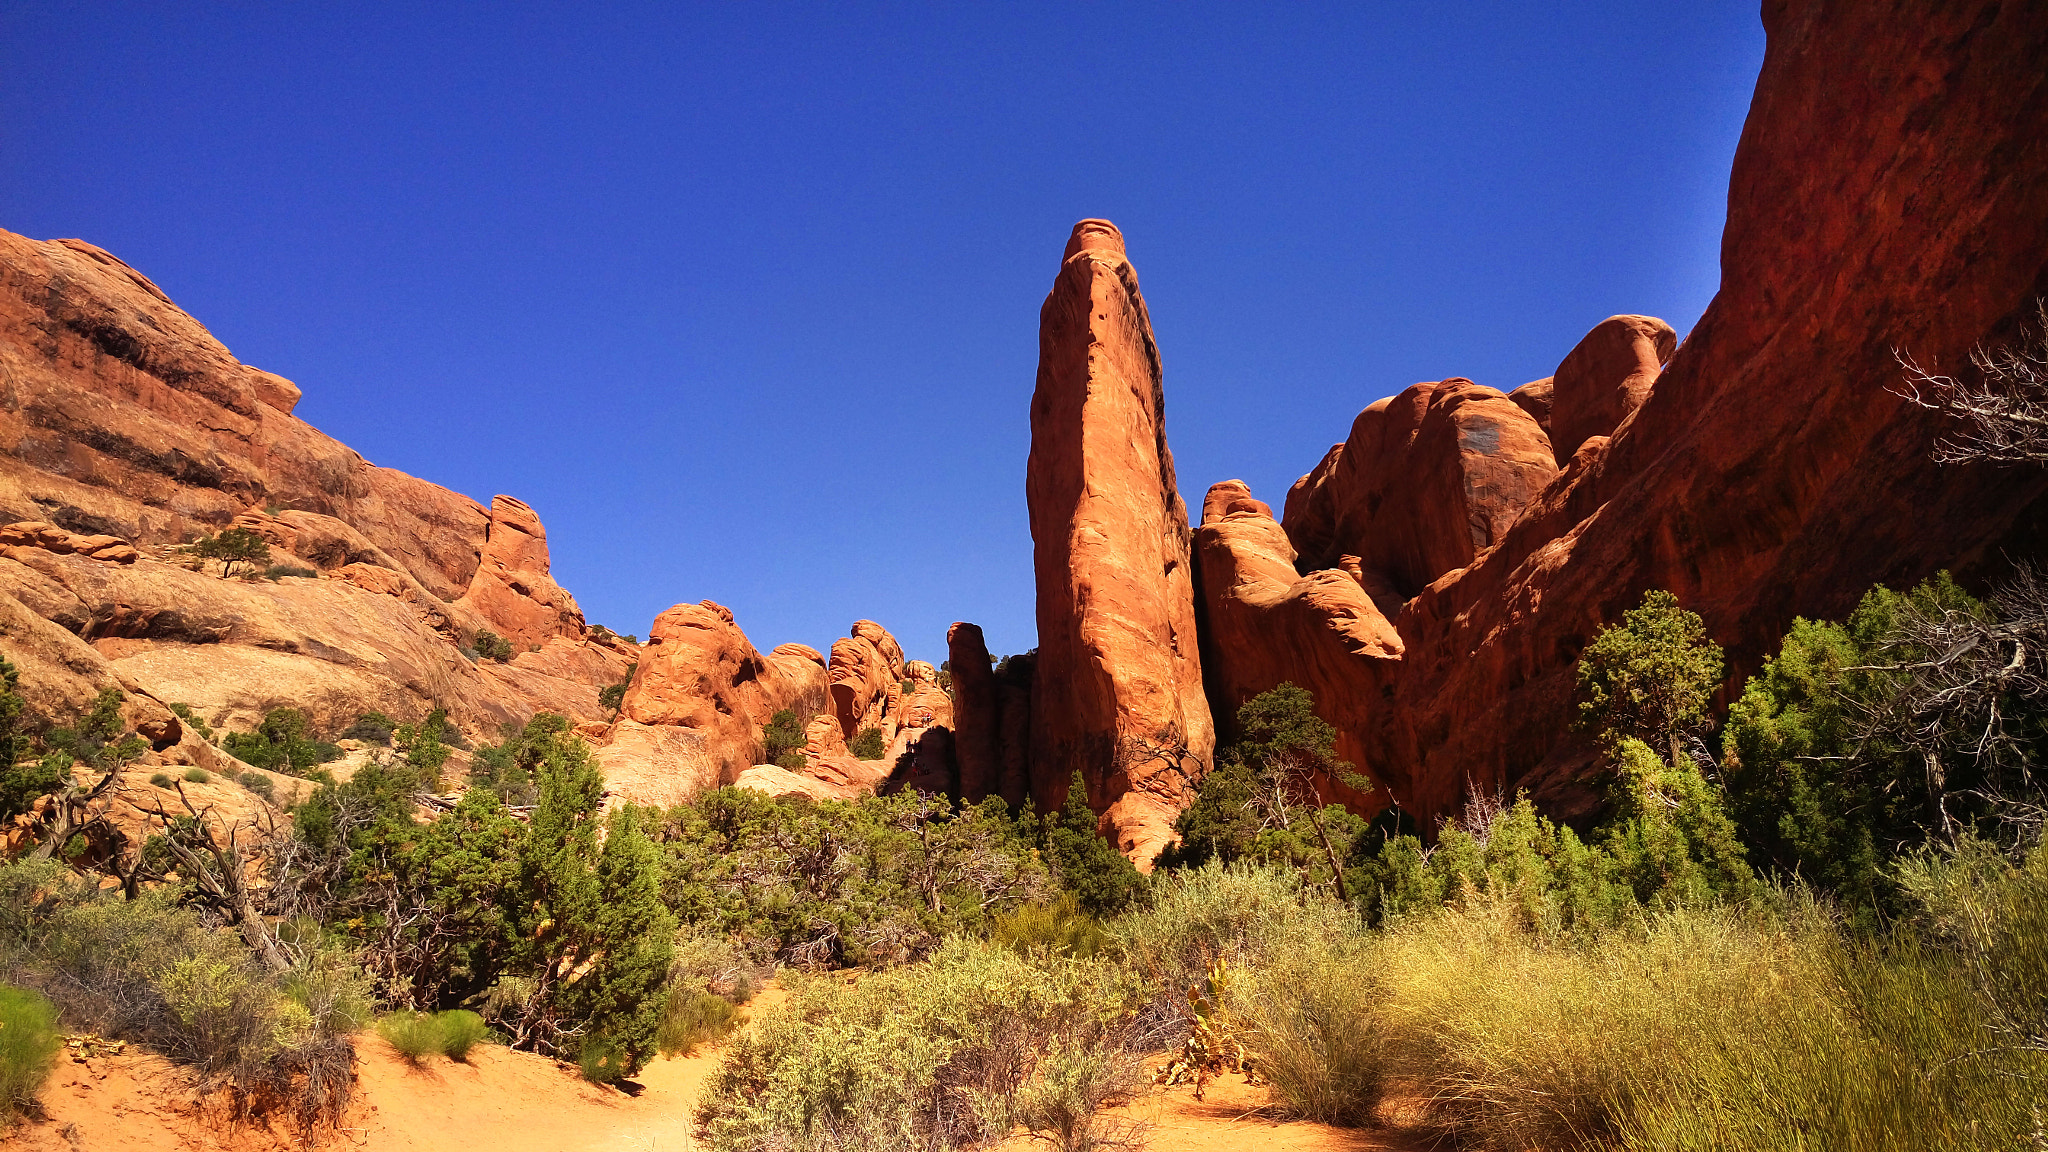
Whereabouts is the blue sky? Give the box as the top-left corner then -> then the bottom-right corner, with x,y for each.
0,3 -> 1764,664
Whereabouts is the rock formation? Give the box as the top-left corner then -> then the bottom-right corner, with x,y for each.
1544,315 -> 1677,466
1026,219 -> 1214,863
457,495 -> 588,650
611,601 -> 829,791
1202,0 -> 2048,824
1281,379 -> 1557,616
1192,481 -> 1399,810
0,226 -> 635,777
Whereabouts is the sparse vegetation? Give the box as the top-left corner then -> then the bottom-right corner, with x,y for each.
761,707 -> 807,770
849,725 -> 886,760
189,527 -> 271,578
168,702 -> 215,742
0,984 -> 59,1126
339,710 -> 395,745
221,707 -> 343,775
149,772 -> 174,789
472,628 -> 514,662
182,767 -> 210,784
264,562 -> 317,581
597,661 -> 637,720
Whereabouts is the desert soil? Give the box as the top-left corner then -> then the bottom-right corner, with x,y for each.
8,989 -> 1420,1151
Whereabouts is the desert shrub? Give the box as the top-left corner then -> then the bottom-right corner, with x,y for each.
849,725 -> 886,760
597,662 -> 637,719
1036,772 -> 1147,918
222,707 -> 343,775
578,1036 -> 627,1084
1226,931 -> 1389,1127
1576,587 -> 1725,767
990,892 -> 1109,959
190,527 -> 270,577
468,713 -> 573,805
183,767 -> 210,784
241,772 -> 274,803
1114,862 -> 1355,1037
762,708 -> 807,771
338,711 -> 395,746
264,563 -> 317,581
0,875 -> 362,1130
472,629 -> 514,663
695,938 -> 1148,1152
168,702 -> 215,742
149,772 -> 174,789
647,788 -> 1049,970
0,984 -> 59,1125
656,986 -> 739,1058
378,1011 -> 441,1063
669,929 -> 769,1003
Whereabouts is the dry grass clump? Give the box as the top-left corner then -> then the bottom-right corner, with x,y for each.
379,1009 -> 490,1065
0,859 -> 368,1133
0,984 -> 60,1125
695,937 -> 1151,1152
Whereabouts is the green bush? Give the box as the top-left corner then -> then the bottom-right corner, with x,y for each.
472,629 -> 514,663
190,527 -> 270,577
221,707 -> 343,775
762,708 -> 807,769
848,726 -> 886,760
1037,772 -> 1147,918
1235,936 -> 1387,1126
437,1010 -> 487,1062
184,767 -> 210,784
0,984 -> 59,1125
578,1036 -> 627,1084
241,772 -> 275,803
989,892 -> 1108,959
655,987 -> 738,1058
338,711 -> 395,746
149,772 -> 175,789
264,563 -> 317,581
378,1012 -> 441,1064
695,938 -> 1147,1152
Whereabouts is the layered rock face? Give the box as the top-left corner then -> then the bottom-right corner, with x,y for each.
0,232 -> 489,600
1026,220 -> 1214,862
1202,0 -> 2048,824
946,622 -> 1032,809
0,228 -> 631,755
1282,379 -> 1557,616
612,600 -> 830,793
457,496 -> 588,650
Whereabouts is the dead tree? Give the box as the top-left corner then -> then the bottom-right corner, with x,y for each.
1896,298 -> 2048,464
140,785 -> 293,973
1848,567 -> 2048,843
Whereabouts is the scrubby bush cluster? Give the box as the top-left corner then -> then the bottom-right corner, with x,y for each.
220,707 -> 343,776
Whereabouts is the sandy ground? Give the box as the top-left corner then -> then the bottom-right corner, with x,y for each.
7,990 -> 1422,1152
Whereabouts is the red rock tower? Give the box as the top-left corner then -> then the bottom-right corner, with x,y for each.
1025,219 -> 1214,864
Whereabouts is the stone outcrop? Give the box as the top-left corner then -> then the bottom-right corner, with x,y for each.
1027,219 -> 1214,863
615,601 -> 830,787
1192,481 -> 1399,810
457,495 -> 587,651
1545,315 -> 1677,466
828,620 -> 906,742
0,227 -> 633,765
1203,0 -> 2048,825
0,231 -> 490,600
1281,379 -> 1557,616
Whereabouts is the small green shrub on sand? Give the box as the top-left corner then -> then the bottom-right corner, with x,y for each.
378,1012 -> 442,1064
436,1010 -> 486,1062
656,988 -> 738,1058
0,984 -> 60,1125
149,772 -> 174,789
989,892 -> 1108,958
183,767 -> 210,784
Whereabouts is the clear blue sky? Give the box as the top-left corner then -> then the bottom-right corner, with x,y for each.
0,3 -> 1764,665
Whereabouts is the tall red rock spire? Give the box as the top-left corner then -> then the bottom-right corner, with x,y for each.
1026,219 -> 1214,864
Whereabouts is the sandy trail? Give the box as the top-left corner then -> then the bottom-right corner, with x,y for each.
10,988 -> 1419,1152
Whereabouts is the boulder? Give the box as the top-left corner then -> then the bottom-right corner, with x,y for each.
457,495 -> 587,650
1026,219 -> 1214,863
1546,315 -> 1678,466
1281,378 -> 1557,613
617,600 -> 830,788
